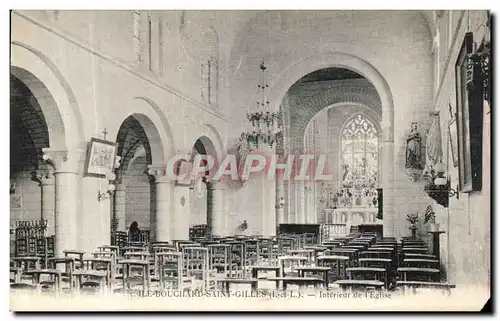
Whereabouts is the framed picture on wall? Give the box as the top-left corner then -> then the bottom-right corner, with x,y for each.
175,159 -> 193,186
84,138 -> 117,178
455,32 -> 484,192
448,116 -> 459,167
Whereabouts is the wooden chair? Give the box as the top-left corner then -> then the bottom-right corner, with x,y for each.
268,276 -> 324,290
278,256 -> 307,277
120,246 -> 146,257
23,269 -> 63,295
226,241 -> 246,277
335,279 -> 385,291
403,253 -> 438,260
287,249 -> 315,264
182,247 -> 211,291
10,267 -> 23,283
317,255 -> 349,282
47,257 -> 76,291
118,258 -> 150,294
327,248 -> 359,267
244,239 -> 260,267
347,267 -> 388,289
92,251 -> 118,284
403,258 -> 440,269
257,238 -> 276,265
155,252 -> 183,290
304,246 -> 328,262
396,281 -> 456,295
173,240 -> 195,251
397,267 -> 440,282
208,244 -> 234,278
217,278 -> 258,294
402,247 -> 429,254
359,258 -> 393,287
80,257 -> 114,292
73,270 -> 109,295
277,237 -> 295,255
359,250 -> 392,260
295,266 -> 330,289
12,256 -> 41,271
63,250 -> 85,269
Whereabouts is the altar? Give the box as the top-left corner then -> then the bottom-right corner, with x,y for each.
320,175 -> 382,238
324,207 -> 379,225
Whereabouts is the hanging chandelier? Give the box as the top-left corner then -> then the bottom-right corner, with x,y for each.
239,62 -> 283,150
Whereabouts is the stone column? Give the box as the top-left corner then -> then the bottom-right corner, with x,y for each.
207,181 -> 227,237
381,140 -> 395,237
173,185 -> 191,240
283,180 -> 290,224
275,179 -> 285,230
33,170 -> 55,236
148,165 -> 174,242
42,148 -> 82,255
114,182 -> 127,232
206,181 -> 214,236
295,182 -> 306,224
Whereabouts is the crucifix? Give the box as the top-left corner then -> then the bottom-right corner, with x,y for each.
102,128 -> 108,140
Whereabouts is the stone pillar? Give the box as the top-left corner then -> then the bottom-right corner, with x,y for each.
275,179 -> 285,230
33,170 -> 55,236
114,182 -> 127,232
381,140 -> 395,237
207,182 -> 227,237
295,182 -> 306,224
261,175 -> 276,237
42,148 -> 81,255
206,182 -> 214,236
283,180 -> 290,224
148,165 -> 174,242
173,185 -> 191,240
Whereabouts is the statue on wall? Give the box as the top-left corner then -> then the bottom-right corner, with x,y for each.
406,122 -> 423,170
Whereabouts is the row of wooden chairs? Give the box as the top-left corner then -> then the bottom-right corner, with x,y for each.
10,232 -> 456,296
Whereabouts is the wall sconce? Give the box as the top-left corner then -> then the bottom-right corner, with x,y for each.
275,197 -> 285,209
424,162 -> 459,208
10,179 -> 16,194
98,172 -> 116,201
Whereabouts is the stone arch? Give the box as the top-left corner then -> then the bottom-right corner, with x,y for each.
274,53 -> 396,235
268,52 -> 394,142
110,97 -> 175,167
10,42 -> 85,150
291,83 -> 382,149
187,124 -> 224,164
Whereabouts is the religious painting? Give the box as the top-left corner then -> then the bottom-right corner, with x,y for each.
455,31 -> 483,192
84,138 -> 117,178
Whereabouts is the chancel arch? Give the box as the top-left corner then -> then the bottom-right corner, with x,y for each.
278,63 -> 394,236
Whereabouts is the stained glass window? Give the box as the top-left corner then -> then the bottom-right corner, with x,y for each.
340,115 -> 378,187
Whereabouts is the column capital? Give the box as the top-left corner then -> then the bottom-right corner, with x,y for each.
42,148 -> 83,173
147,164 -> 174,184
31,170 -> 55,186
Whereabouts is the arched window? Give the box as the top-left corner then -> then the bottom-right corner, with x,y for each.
340,114 -> 378,187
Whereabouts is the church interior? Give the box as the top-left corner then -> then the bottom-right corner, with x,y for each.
9,9 -> 491,303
